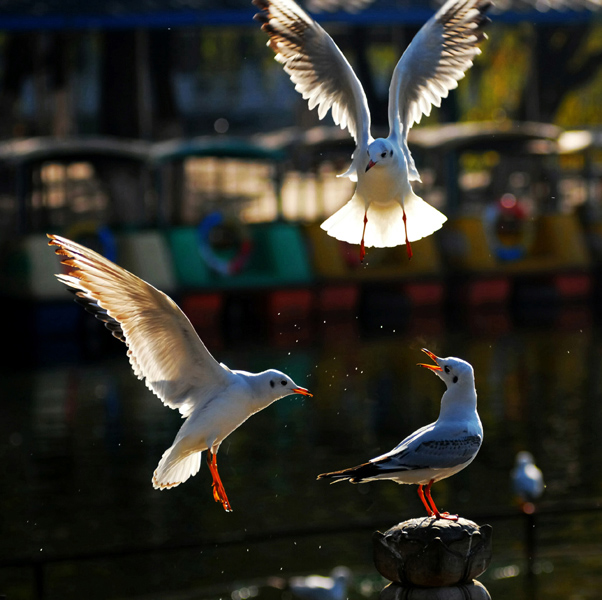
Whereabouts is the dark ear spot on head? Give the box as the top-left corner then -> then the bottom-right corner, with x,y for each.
453,376 -> 458,383
390,150 -> 393,156
270,380 -> 275,388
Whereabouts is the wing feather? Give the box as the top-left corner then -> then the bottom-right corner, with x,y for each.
388,0 -> 491,140
48,234 -> 231,418
254,0 -> 371,149
375,434 -> 482,471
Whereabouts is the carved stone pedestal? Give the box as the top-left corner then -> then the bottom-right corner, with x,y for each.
373,517 -> 492,599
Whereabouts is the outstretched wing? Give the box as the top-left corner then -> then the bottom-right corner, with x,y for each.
48,234 -> 231,418
388,0 -> 490,177
254,0 -> 371,152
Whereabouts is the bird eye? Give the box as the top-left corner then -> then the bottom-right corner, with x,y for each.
453,376 -> 458,383
281,380 -> 287,386
444,366 -> 450,374
381,152 -> 386,158
270,380 -> 275,388
390,150 -> 393,156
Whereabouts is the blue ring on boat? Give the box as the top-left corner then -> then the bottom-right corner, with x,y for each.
197,212 -> 252,276
65,222 -> 118,263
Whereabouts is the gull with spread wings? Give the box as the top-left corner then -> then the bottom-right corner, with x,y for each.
254,0 -> 491,260
48,234 -> 312,512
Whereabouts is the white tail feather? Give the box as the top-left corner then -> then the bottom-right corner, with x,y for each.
321,190 -> 447,248
152,446 -> 202,490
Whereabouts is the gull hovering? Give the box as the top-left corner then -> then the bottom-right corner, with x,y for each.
254,0 -> 491,260
318,349 -> 482,520
48,234 -> 312,512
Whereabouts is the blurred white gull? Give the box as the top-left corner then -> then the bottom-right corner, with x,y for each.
511,451 -> 544,511
289,566 -> 351,600
254,0 -> 491,260
318,349 -> 482,520
48,234 -> 312,512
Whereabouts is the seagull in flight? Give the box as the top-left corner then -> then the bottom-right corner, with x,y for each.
318,349 -> 482,520
48,234 -> 312,512
254,0 -> 491,260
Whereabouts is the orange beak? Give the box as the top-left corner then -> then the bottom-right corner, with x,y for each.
365,159 -> 376,172
417,348 -> 442,372
293,387 -> 313,397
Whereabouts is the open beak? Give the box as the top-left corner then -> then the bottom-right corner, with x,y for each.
417,348 -> 442,372
365,160 -> 376,172
293,387 -> 313,397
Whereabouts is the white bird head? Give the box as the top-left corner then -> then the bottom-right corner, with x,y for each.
417,348 -> 475,390
256,369 -> 313,402
365,138 -> 396,172
515,451 -> 535,466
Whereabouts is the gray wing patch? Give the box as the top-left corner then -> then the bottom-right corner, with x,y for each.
414,435 -> 482,468
374,434 -> 482,472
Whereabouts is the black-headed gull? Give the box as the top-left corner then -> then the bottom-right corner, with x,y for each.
511,451 -> 544,512
317,349 -> 482,520
254,0 -> 491,260
48,234 -> 312,512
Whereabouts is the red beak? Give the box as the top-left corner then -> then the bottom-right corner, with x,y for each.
365,160 -> 376,172
417,348 -> 442,372
293,387 -> 313,397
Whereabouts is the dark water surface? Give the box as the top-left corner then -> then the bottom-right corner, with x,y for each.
2,303 -> 602,599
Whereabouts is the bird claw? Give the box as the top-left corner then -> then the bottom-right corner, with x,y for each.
212,482 -> 232,512
434,512 -> 458,521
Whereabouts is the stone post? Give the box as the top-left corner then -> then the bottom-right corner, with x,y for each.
373,517 -> 492,599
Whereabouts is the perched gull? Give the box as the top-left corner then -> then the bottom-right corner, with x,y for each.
47,234 -> 312,512
318,349 -> 482,520
511,451 -> 544,512
254,0 -> 491,260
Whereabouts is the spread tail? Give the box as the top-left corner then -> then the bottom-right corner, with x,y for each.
152,445 -> 202,490
320,190 -> 446,248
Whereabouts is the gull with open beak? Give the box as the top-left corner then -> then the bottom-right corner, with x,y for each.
47,234 -> 312,512
318,349 -> 482,520
254,0 -> 491,260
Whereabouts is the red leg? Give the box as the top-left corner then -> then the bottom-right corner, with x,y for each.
360,210 -> 368,262
417,484 -> 434,516
425,480 -> 457,521
402,206 -> 413,260
206,450 -> 232,512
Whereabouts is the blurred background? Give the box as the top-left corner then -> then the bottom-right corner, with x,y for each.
1,1 -> 602,599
